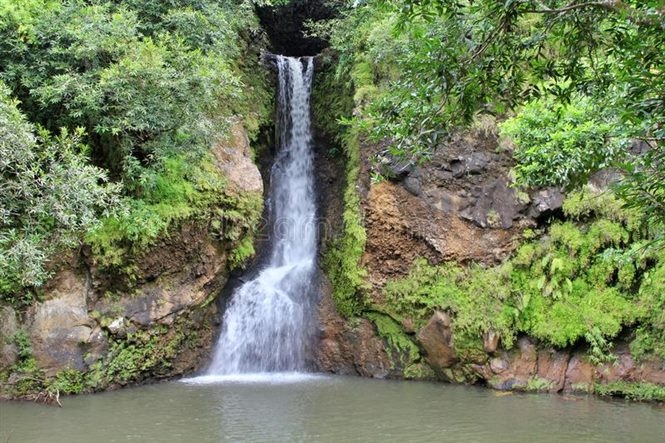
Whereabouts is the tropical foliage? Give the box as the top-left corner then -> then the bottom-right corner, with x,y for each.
316,0 -> 664,221
0,0 -> 273,301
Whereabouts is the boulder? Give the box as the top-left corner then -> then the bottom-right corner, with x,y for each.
528,187 -> 564,218
417,311 -> 457,370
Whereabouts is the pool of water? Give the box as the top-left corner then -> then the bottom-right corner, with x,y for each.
1,374 -> 663,442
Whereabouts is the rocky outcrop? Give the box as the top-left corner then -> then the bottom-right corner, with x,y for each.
315,280 -> 392,378
0,123 -> 263,398
212,119 -> 263,195
361,131 -> 564,290
27,270 -> 99,374
315,123 -> 665,398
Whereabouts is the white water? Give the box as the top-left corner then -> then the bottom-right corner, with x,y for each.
206,56 -> 317,376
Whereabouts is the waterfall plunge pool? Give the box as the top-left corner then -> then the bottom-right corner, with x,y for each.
2,375 -> 664,442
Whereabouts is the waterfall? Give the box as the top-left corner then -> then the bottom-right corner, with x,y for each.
207,56 -> 317,375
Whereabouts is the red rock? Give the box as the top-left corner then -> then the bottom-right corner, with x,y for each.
564,353 -> 594,392
537,349 -> 570,393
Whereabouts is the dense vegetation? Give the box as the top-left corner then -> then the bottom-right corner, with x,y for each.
381,189 -> 665,364
0,0 -> 274,303
312,0 -> 665,370
1,0 -> 664,399
314,0 -> 663,216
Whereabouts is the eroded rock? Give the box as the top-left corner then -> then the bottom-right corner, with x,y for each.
564,353 -> 594,392
314,282 -> 391,378
536,349 -> 570,393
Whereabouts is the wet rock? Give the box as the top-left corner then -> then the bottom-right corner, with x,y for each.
595,344 -> 665,386
0,306 -> 19,370
315,283 -> 391,378
564,353 -> 594,392
487,337 -> 537,389
417,311 -> 457,371
528,187 -> 564,218
536,349 -> 570,393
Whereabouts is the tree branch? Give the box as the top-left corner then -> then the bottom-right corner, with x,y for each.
528,1 -> 620,14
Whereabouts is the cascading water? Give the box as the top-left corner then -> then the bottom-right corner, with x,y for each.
207,55 -> 317,375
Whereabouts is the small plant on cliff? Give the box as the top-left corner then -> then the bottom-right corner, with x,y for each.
595,381 -> 665,402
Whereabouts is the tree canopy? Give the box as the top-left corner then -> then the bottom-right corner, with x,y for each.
318,0 -> 664,223
0,0 -> 274,300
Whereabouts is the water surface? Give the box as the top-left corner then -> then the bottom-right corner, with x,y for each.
1,375 -> 664,442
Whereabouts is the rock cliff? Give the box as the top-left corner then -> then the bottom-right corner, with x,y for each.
313,115 -> 665,400
0,122 -> 263,399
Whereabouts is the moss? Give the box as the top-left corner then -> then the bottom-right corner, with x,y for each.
383,260 -> 518,351
525,377 -> 554,392
322,129 -> 368,317
312,59 -> 355,143
87,154 -> 263,271
366,312 -> 420,370
403,362 -> 436,380
85,315 -> 203,391
594,381 -> 665,402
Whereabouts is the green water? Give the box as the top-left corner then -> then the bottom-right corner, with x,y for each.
1,374 -> 663,442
